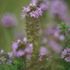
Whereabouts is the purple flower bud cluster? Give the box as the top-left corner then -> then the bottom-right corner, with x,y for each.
12,37 -> 33,59
61,48 -> 70,62
21,0 -> 48,18
1,13 -> 17,28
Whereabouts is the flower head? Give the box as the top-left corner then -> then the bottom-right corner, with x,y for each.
12,38 -> 26,57
21,0 -> 48,18
11,37 -> 33,58
1,13 -> 17,28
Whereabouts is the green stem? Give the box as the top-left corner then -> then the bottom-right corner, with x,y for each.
26,16 -> 41,69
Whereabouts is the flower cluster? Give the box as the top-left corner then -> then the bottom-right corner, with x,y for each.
1,13 -> 17,28
12,37 -> 33,60
21,0 -> 48,18
61,48 -> 70,62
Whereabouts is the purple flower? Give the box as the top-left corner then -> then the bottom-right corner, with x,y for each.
21,0 -> 48,18
1,13 -> 17,28
11,38 -> 33,58
61,48 -> 70,62
12,38 -> 26,57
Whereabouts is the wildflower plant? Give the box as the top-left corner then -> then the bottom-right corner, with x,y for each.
21,0 -> 49,70
0,0 -> 70,70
